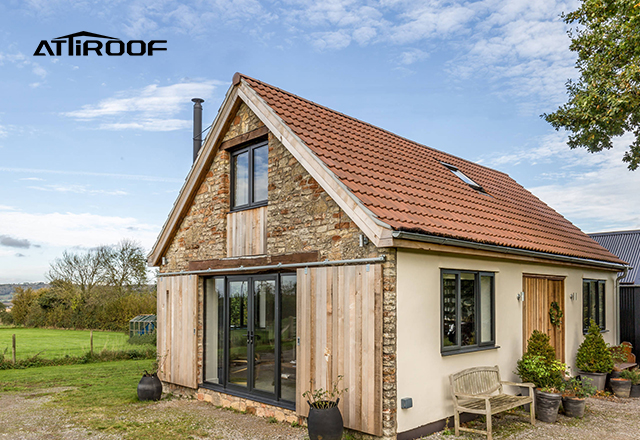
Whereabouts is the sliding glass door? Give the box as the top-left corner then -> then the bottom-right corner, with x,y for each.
204,273 -> 296,406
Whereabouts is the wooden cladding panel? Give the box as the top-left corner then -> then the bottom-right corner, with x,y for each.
523,276 -> 565,362
296,264 -> 383,436
157,275 -> 198,389
226,206 -> 267,257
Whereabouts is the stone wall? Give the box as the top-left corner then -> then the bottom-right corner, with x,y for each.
161,102 -> 398,439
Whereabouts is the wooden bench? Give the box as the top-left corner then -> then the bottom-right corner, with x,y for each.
449,365 -> 535,440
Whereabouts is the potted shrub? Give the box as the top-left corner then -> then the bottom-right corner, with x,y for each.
515,331 -> 566,423
576,320 -> 614,390
303,376 -> 348,440
621,369 -> 640,398
562,376 -> 596,418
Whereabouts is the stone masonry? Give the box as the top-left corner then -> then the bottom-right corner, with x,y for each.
160,102 -> 398,438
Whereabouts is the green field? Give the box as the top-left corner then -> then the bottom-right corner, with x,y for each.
0,327 -> 154,359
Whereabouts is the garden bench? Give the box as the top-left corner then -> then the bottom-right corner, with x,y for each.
449,365 -> 535,440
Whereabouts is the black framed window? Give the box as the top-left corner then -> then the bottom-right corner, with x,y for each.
583,279 -> 606,332
203,273 -> 296,408
441,270 -> 495,354
231,140 -> 268,210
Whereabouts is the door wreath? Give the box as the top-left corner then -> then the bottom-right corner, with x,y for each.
549,301 -> 563,327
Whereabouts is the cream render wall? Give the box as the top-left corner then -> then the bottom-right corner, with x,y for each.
396,248 -> 618,433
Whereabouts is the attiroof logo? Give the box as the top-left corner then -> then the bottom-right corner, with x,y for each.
34,31 -> 167,57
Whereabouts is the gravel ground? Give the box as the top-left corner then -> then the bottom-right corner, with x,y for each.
425,395 -> 640,439
2,388 -> 640,439
0,387 -> 306,440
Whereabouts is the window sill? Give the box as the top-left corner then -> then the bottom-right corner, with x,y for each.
199,382 -> 295,411
441,345 -> 500,357
229,201 -> 268,213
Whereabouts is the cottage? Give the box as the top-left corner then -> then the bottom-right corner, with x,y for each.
148,73 -> 627,439
590,229 -> 640,360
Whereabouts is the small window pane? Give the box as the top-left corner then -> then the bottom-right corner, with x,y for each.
204,278 -> 225,384
442,273 -> 457,347
583,281 -> 590,330
233,152 -> 249,207
460,273 -> 476,346
598,281 -> 605,328
480,275 -> 493,344
589,281 -> 597,327
253,145 -> 268,203
280,274 -> 297,402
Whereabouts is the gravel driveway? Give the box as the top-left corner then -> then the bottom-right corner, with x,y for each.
1,388 -> 640,439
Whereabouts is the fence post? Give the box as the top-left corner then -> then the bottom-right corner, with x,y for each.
90,330 -> 94,356
12,334 -> 16,364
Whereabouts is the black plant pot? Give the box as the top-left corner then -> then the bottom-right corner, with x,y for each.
535,389 -> 562,423
562,396 -> 586,418
307,400 -> 343,440
578,371 -> 607,391
630,384 -> 640,398
610,378 -> 632,398
137,374 -> 162,401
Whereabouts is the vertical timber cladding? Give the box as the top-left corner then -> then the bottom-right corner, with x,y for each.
522,275 -> 566,362
297,264 -> 383,436
157,275 -> 199,388
227,206 -> 267,257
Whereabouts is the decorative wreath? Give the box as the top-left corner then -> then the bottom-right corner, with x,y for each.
549,301 -> 564,327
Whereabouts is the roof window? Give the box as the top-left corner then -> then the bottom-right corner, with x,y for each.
441,162 -> 486,193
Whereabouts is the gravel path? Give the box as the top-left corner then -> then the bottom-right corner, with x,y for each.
2,388 -> 640,439
425,396 -> 640,439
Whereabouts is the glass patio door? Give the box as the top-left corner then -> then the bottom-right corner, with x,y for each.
227,276 -> 277,396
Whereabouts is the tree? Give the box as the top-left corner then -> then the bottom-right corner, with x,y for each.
543,0 -> 640,170
101,239 -> 148,296
48,248 -> 105,303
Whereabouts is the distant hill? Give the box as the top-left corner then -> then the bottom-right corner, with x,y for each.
0,282 -> 49,306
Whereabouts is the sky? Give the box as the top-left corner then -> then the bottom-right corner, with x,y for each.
1,0 -> 639,283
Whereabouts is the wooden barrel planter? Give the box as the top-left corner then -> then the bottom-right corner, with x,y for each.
562,396 -> 586,418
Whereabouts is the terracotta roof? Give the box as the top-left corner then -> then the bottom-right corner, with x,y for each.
237,74 -> 624,265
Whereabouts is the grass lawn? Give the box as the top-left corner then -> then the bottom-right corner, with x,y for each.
0,326 -> 154,359
0,360 -> 215,439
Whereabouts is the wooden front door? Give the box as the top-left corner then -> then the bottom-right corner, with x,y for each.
523,275 -> 565,362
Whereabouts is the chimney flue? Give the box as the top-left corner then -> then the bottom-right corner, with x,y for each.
192,98 -> 204,162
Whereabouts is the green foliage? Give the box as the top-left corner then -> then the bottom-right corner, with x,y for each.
303,375 -> 348,409
564,376 -> 597,398
0,347 -> 155,370
620,369 -> 640,385
576,320 -> 614,373
516,331 -> 565,390
11,241 -> 156,331
543,0 -> 640,170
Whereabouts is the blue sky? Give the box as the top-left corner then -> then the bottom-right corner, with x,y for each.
1,0 -> 639,283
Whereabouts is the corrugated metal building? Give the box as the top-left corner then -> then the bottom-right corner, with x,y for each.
590,230 -> 640,358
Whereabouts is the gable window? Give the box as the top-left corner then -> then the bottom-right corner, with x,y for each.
441,270 -> 495,354
583,279 -> 606,332
231,140 -> 268,210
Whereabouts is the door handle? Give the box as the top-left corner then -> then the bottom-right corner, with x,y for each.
246,331 -> 254,345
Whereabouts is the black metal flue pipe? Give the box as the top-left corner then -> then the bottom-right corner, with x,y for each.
192,98 -> 204,162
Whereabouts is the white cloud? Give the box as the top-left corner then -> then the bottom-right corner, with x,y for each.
398,48 -> 428,65
311,30 -> 352,50
0,125 -> 7,138
0,209 -> 160,249
27,184 -> 128,196
61,80 -> 223,131
0,51 -> 48,82
0,166 -> 182,183
19,177 -> 45,181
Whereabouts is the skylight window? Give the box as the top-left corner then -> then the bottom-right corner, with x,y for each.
441,162 -> 486,193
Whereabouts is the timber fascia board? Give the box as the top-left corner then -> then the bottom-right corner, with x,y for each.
147,86 -> 240,266
236,80 -> 393,247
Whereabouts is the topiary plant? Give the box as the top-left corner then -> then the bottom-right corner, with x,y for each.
515,330 -> 565,390
526,330 -> 557,364
576,320 -> 614,373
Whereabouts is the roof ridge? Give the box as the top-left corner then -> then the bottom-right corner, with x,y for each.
237,73 -> 510,178
589,229 -> 640,236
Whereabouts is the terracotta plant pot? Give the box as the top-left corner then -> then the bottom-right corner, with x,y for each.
307,400 -> 343,440
578,371 -> 607,391
610,378 -> 632,398
137,374 -> 162,401
630,384 -> 640,398
534,389 -> 562,423
562,396 -> 586,418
